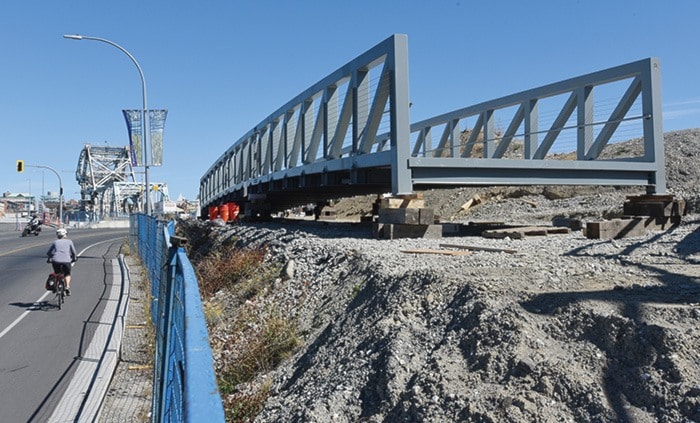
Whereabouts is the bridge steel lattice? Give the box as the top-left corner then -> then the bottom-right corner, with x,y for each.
76,144 -> 172,218
200,34 -> 665,216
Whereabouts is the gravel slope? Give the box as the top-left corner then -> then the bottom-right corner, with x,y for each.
181,128 -> 700,422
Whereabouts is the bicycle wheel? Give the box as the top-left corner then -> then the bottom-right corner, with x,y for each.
56,278 -> 65,310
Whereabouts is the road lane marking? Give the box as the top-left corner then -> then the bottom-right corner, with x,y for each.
0,291 -> 51,341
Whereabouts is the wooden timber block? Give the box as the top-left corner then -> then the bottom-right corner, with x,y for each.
552,217 -> 583,231
623,195 -> 686,218
319,206 -> 336,220
585,218 -> 647,239
381,195 -> 425,209
626,194 -> 675,202
373,223 -> 443,239
378,208 -> 434,225
482,226 -> 570,239
639,215 -> 682,231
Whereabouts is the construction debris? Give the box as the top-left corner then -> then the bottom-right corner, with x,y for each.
374,223 -> 442,239
459,194 -> 482,212
438,243 -> 518,254
585,194 -> 685,239
400,248 -> 470,256
482,226 -> 570,239
374,193 -> 441,239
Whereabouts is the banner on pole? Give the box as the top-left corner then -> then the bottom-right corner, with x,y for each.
149,109 -> 167,166
122,110 -> 143,167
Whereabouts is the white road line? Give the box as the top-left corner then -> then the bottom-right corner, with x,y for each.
0,291 -> 52,341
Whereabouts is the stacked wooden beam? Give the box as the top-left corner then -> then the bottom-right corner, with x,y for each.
585,195 -> 686,239
373,194 -> 442,239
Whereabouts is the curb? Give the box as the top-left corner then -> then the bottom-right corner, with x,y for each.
47,255 -> 130,422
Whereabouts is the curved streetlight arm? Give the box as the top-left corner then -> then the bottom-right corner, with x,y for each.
63,34 -> 147,109
63,34 -> 151,215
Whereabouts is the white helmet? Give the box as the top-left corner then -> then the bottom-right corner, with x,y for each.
56,228 -> 68,238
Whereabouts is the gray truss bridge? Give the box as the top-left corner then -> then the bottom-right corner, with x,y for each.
200,34 -> 665,218
76,144 -> 169,218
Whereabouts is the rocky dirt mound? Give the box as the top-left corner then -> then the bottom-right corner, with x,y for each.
180,128 -> 700,422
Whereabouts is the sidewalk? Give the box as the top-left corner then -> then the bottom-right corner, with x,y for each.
98,254 -> 153,422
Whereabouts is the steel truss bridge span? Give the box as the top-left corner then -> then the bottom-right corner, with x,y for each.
200,34 -> 665,217
76,144 -> 170,218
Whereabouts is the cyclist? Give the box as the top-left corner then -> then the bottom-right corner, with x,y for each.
46,228 -> 77,295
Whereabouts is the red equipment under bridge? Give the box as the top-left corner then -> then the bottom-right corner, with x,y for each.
200,34 -> 665,218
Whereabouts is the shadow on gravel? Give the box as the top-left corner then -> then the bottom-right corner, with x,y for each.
522,224 -> 700,421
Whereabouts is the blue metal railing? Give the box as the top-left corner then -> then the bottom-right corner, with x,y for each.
130,213 -> 225,422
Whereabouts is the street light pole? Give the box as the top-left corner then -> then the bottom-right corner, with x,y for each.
28,165 -> 63,227
63,34 -> 151,215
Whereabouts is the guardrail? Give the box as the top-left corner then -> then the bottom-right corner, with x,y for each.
130,214 -> 224,422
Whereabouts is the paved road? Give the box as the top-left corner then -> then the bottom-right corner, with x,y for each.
0,227 -> 129,422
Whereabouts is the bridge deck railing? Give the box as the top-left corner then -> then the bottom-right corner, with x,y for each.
403,57 -> 665,191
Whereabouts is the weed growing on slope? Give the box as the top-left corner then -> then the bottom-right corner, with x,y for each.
190,241 -> 299,422
195,246 -> 267,298
220,308 -> 299,387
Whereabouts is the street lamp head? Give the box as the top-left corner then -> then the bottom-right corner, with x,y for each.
63,34 -> 83,40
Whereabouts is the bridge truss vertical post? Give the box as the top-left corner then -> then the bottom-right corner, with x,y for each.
389,34 -> 413,195
642,58 -> 666,194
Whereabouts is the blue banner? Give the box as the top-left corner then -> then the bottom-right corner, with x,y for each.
123,110 -> 143,167
149,110 -> 168,166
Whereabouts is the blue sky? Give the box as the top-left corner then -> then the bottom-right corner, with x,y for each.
1,1 -> 698,202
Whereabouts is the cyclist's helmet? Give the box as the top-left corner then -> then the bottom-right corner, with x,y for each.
56,228 -> 68,238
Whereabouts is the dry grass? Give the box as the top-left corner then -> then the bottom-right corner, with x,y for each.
195,246 -> 267,298
220,309 -> 299,387
215,306 -> 299,422
224,381 -> 271,423
191,243 -> 300,422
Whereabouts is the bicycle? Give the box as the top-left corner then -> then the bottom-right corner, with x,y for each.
46,272 -> 67,310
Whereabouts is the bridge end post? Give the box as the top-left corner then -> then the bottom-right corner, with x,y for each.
642,57 -> 666,194
389,34 -> 413,196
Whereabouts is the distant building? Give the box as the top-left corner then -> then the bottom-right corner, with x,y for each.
2,192 -> 36,214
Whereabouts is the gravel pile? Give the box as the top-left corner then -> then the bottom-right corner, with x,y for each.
180,128 -> 700,422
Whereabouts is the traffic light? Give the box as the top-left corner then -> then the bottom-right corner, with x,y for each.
16,160 -> 24,173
